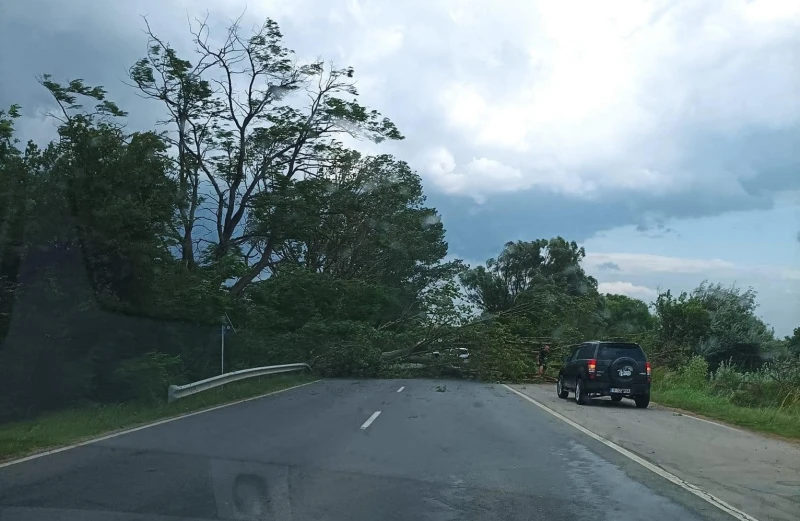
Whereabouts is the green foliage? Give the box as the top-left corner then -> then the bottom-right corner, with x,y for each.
311,333 -> 384,378
128,17 -> 405,293
102,352 -> 184,404
461,237 -> 596,313
601,294 -> 655,337
691,282 -> 772,368
657,355 -> 800,413
647,283 -> 774,369
651,375 -> 800,439
785,327 -> 800,357
652,356 -> 800,438
38,74 -> 127,118
452,237 -> 605,381
0,374 -> 315,460
0,15 -> 452,422
711,359 -> 800,409
1,14 -> 797,428
679,356 -> 710,389
710,360 -> 744,395
0,105 -> 27,342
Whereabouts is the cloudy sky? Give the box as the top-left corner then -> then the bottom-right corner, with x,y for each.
2,0 -> 798,335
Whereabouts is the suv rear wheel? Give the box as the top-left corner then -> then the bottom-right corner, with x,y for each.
634,395 -> 650,408
557,376 -> 569,399
575,378 -> 589,405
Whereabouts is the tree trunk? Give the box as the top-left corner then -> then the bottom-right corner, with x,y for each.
228,239 -> 275,297
181,225 -> 195,269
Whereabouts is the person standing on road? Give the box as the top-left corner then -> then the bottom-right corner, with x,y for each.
538,344 -> 551,377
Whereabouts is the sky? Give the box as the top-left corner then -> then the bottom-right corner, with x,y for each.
1,0 -> 798,335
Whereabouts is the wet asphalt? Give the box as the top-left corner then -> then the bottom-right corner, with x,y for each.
0,379 -> 739,521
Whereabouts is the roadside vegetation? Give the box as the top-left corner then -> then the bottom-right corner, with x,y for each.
651,357 -> 800,438
0,373 -> 316,461
1,13 -> 797,453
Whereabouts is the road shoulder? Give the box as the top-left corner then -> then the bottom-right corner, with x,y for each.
509,383 -> 800,521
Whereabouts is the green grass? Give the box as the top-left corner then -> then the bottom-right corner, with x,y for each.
652,383 -> 800,440
0,373 -> 318,462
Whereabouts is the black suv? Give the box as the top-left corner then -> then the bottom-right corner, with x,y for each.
556,341 -> 651,408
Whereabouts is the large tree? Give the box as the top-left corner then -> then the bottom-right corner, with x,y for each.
786,327 -> 800,357
36,76 -> 179,311
129,16 -> 402,296
0,105 -> 28,342
652,282 -> 774,368
461,237 -> 596,313
601,294 -> 655,338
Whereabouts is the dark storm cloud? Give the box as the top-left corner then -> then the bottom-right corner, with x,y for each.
2,0 -> 798,253
428,184 -> 774,262
0,0 -> 179,137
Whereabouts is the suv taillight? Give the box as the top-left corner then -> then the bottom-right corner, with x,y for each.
587,359 -> 596,379
645,361 -> 652,382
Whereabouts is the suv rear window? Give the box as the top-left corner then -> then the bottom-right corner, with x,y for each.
576,345 -> 595,359
597,344 -> 646,361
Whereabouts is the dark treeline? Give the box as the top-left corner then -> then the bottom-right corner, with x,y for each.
1,17 -> 797,422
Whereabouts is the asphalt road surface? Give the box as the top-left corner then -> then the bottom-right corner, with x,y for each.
511,383 -> 798,521
0,379 -> 741,521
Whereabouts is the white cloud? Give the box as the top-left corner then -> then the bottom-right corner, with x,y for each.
7,0 -> 799,206
585,252 -> 800,282
3,0 -> 798,335
427,149 -> 531,201
422,0 -> 800,199
428,147 -> 457,177
349,26 -> 405,64
597,281 -> 658,301
584,253 -> 738,275
584,251 -> 800,335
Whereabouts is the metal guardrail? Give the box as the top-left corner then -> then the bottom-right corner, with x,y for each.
167,363 -> 312,403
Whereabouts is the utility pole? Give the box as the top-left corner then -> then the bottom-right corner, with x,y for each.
221,313 -> 237,375
221,322 -> 225,375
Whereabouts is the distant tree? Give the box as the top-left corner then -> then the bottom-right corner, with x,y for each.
691,282 -> 773,369
651,282 -> 774,369
0,105 -> 28,342
785,327 -> 800,357
601,294 -> 655,338
461,237 -> 596,313
37,76 -> 178,311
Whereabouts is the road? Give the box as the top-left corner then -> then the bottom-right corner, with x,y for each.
511,383 -> 800,521
0,379 -> 743,521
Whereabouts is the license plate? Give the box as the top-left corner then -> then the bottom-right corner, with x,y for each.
610,388 -> 630,394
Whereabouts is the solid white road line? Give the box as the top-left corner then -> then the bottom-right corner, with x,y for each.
360,411 -> 382,430
396,386 -> 405,393
661,407 -> 742,432
0,379 -> 322,470
502,384 -> 760,521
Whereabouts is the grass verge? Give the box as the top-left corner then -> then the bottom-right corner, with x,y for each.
0,373 -> 318,462
652,384 -> 800,440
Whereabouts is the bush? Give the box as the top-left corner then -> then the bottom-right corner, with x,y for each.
710,359 -> 743,397
315,340 -> 383,377
103,352 -> 183,404
679,355 -> 709,389
709,358 -> 800,410
291,319 -> 385,377
457,323 -> 537,381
